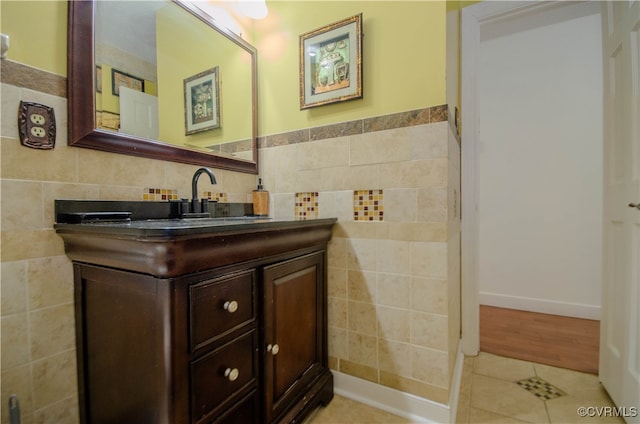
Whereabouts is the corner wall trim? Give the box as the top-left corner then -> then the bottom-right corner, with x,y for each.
447,343 -> 465,423
332,370 -> 454,423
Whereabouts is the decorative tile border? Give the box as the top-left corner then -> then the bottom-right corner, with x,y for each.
310,120 -> 364,141
516,377 -> 566,400
143,188 -> 178,201
363,108 -> 430,133
204,192 -> 228,203
1,60 -> 66,98
142,189 -> 227,203
353,189 -> 384,221
206,139 -> 254,156
0,61 -> 449,154
295,192 -> 319,220
260,105 -> 448,149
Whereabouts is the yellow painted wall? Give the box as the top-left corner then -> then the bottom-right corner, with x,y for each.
255,1 -> 446,136
1,0 -> 451,139
0,0 -> 67,76
156,5 -> 253,148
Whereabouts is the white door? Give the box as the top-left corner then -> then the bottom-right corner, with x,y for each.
599,1 -> 640,422
119,86 -> 159,139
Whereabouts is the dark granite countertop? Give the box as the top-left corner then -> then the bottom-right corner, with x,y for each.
54,200 -> 337,276
54,216 -> 337,238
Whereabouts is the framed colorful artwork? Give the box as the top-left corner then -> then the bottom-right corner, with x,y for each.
299,14 -> 363,109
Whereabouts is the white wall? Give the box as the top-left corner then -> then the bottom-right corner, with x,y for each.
477,4 -> 603,319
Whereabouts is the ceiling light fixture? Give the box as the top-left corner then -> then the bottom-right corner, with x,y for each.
233,0 -> 268,20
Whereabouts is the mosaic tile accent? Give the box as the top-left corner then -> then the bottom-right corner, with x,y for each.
143,188 -> 178,201
353,190 -> 384,221
204,192 -> 228,203
295,192 -> 319,220
516,376 -> 566,400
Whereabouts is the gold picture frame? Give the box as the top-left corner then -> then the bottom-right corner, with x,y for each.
299,14 -> 363,109
184,66 -> 221,135
111,68 -> 144,96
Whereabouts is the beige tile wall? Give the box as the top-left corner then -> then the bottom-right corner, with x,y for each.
259,108 -> 461,405
0,65 -> 256,424
1,61 -> 461,424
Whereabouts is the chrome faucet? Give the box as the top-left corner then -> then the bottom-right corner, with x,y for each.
190,167 -> 217,214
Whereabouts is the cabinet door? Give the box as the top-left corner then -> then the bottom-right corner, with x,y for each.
263,251 -> 326,423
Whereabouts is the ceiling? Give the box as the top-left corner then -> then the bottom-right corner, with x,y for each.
95,1 -> 166,65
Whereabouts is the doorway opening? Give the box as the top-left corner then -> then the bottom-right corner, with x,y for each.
461,1 -> 603,374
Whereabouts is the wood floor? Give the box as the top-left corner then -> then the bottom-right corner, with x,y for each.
479,305 -> 600,374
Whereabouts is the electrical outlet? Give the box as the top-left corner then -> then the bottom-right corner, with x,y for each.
31,127 -> 47,137
18,101 -> 56,149
30,113 -> 46,125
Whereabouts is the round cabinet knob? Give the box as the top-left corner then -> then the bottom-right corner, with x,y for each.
266,343 -> 280,355
224,368 -> 239,382
223,300 -> 238,313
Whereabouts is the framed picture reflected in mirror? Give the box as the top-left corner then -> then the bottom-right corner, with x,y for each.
184,66 -> 221,135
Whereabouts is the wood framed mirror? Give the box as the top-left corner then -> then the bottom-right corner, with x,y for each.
67,0 -> 258,173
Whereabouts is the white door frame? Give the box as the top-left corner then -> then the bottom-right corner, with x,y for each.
460,0 -> 582,355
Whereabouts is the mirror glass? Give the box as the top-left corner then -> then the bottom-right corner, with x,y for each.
68,0 -> 258,173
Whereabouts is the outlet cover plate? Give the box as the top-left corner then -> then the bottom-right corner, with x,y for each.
18,101 -> 56,149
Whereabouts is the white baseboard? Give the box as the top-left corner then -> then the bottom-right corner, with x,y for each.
332,347 -> 465,424
479,292 -> 600,320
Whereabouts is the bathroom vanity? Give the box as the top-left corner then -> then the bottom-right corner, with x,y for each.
55,201 -> 336,424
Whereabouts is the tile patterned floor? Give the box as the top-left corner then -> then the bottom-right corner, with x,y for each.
306,353 -> 624,423
457,352 -> 624,423
515,376 -> 566,401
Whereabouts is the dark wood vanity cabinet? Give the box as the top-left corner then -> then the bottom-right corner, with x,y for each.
58,218 -> 336,424
74,263 -> 262,424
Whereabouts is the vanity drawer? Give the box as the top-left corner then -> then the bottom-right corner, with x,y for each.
191,329 -> 258,423
189,269 -> 257,351
211,391 -> 258,424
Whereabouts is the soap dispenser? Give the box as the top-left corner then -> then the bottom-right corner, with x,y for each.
253,178 -> 269,216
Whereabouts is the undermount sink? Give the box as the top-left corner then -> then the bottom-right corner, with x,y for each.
148,216 -> 271,224
133,216 -> 273,228
180,216 -> 267,222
